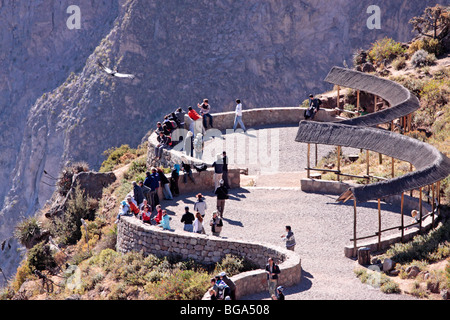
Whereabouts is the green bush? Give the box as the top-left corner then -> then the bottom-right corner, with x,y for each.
27,241 -> 57,272
384,219 -> 450,264
14,216 -> 43,249
368,37 -> 406,65
52,185 -> 95,245
392,56 -> 407,70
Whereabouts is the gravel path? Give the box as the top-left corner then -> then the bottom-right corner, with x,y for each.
162,125 -> 418,300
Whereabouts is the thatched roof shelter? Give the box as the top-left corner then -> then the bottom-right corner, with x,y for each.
295,121 -> 450,203
296,66 -> 450,203
325,66 -> 420,127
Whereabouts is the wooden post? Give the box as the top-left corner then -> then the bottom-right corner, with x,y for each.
337,86 -> 340,109
378,199 -> 381,251
307,143 -> 311,178
391,157 -> 395,178
437,180 -> 441,217
337,146 -> 341,182
353,198 -> 357,257
431,183 -> 435,229
356,90 -> 360,113
419,187 -> 423,234
366,150 -> 370,183
401,193 -> 405,242
315,144 -> 318,167
410,163 -> 413,197
408,113 -> 412,132
374,95 -> 377,112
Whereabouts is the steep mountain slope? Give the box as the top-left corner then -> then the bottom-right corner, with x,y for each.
0,0 -> 446,287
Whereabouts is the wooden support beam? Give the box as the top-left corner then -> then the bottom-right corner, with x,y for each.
357,90 -> 360,113
391,157 -> 395,178
307,143 -> 311,179
378,199 -> 381,251
315,144 -> 318,167
366,150 -> 370,183
401,193 -> 404,242
337,146 -> 341,182
337,86 -> 340,109
419,187 -> 423,234
353,199 -> 357,257
431,183 -> 435,229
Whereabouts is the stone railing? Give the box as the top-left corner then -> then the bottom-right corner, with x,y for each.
116,216 -> 302,300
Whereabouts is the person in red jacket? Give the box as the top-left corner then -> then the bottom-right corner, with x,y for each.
154,204 -> 163,225
127,196 -> 140,217
187,106 -> 201,121
141,205 -> 152,224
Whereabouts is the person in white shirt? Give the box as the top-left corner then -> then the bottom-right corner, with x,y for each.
194,193 -> 207,218
233,99 -> 246,132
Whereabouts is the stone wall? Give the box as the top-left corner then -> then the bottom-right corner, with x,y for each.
116,216 -> 302,300
147,107 -> 338,170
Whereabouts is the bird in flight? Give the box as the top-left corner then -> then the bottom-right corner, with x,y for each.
97,60 -> 135,79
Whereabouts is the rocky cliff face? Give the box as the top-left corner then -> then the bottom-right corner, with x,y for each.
0,0 -> 445,286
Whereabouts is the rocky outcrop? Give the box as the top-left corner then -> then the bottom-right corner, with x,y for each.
46,171 -> 116,218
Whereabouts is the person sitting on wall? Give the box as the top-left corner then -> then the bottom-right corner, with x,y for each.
304,94 -> 322,120
155,131 -> 170,160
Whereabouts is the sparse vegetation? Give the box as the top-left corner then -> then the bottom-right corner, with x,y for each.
367,37 -> 406,66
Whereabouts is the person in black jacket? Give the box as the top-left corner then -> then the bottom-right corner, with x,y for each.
215,180 -> 228,218
170,164 -> 180,197
265,257 -> 281,298
180,206 -> 195,232
132,181 -> 144,206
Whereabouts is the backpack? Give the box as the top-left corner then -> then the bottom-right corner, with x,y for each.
193,163 -> 208,172
217,282 -> 230,300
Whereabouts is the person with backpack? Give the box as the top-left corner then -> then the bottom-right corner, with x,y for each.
304,94 -> 322,120
219,272 -> 236,300
210,211 -> 223,236
210,276 -> 230,300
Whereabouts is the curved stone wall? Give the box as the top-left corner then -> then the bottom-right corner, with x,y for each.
116,216 -> 302,300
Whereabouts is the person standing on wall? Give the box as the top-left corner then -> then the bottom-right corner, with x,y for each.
233,99 -> 246,132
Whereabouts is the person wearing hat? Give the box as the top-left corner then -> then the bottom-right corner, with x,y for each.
181,206 -> 195,232
115,200 -> 131,223
274,286 -> 285,300
194,193 -> 207,218
215,179 -> 228,218
219,271 -> 236,300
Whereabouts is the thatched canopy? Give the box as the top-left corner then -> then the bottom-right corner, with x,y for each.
325,66 -> 420,127
296,66 -> 450,203
295,121 -> 450,203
